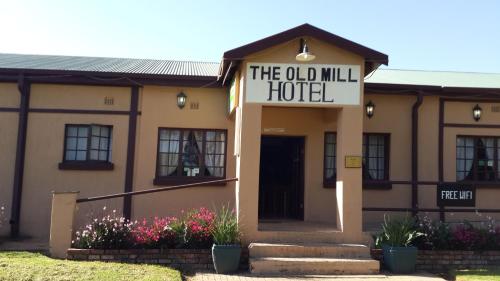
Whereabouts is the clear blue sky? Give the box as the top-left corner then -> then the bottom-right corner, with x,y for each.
1,0 -> 499,73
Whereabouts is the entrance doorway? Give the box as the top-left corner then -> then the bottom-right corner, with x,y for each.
259,136 -> 304,220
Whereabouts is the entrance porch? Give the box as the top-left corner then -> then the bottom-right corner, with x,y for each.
235,104 -> 366,245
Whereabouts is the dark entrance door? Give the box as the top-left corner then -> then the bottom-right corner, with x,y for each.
259,136 -> 304,220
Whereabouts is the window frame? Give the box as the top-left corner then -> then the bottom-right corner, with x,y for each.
323,131 -> 337,188
456,135 -> 500,184
362,133 -> 391,189
59,124 -> 114,171
154,127 -> 228,186
322,132 -> 391,189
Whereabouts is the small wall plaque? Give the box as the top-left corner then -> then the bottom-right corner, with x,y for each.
190,102 -> 199,110
345,156 -> 362,168
104,97 -> 114,105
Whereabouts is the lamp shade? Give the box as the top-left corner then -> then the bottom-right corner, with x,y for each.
473,104 -> 482,121
296,38 -> 316,62
366,100 -> 375,118
177,92 -> 187,109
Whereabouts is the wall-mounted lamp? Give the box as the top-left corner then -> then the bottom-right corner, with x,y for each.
366,100 -> 375,119
295,38 -> 316,62
177,92 -> 187,109
473,104 -> 482,121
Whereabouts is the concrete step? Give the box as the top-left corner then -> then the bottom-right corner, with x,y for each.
249,242 -> 371,258
249,257 -> 380,275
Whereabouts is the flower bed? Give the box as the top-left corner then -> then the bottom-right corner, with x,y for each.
69,206 -> 247,270
414,215 -> 500,251
73,207 -> 216,250
371,213 -> 500,273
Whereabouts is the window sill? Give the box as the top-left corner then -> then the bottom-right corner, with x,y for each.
323,181 -> 336,188
58,161 -> 114,171
458,181 -> 500,188
153,176 -> 227,187
323,180 -> 392,189
363,181 -> 392,190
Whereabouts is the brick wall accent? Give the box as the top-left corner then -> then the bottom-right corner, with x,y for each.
67,248 -> 249,271
371,248 -> 500,273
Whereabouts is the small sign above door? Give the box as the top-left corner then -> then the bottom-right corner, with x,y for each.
437,183 -> 475,207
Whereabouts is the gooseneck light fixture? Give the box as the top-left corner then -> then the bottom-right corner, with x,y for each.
366,100 -> 375,119
473,104 -> 482,121
177,92 -> 187,109
295,38 -> 316,62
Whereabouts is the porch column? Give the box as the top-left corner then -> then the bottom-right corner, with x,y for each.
336,106 -> 364,241
235,103 -> 262,244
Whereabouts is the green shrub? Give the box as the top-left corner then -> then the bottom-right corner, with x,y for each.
375,214 -> 423,248
211,205 -> 240,245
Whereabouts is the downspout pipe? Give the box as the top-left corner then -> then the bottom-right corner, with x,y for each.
10,74 -> 30,238
411,92 -> 424,216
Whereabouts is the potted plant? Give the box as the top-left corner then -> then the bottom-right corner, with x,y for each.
211,205 -> 241,274
375,214 -> 422,274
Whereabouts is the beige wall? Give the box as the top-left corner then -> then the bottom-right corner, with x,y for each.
30,84 -> 131,110
362,95 -> 500,226
20,84 -> 131,240
362,94 -> 414,225
131,85 -> 236,221
0,83 -> 19,236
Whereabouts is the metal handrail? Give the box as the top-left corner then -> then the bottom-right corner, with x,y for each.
76,177 -> 238,203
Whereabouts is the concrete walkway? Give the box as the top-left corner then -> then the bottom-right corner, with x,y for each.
186,272 -> 446,281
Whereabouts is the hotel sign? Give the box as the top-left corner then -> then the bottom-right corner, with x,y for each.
437,183 -> 475,207
245,63 -> 361,106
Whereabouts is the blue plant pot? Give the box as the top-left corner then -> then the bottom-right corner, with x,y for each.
382,245 -> 418,274
212,244 -> 241,274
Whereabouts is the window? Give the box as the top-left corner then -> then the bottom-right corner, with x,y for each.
323,132 -> 336,187
155,128 -> 227,184
363,134 -> 389,181
457,136 -> 499,182
59,124 -> 113,170
323,133 -> 390,187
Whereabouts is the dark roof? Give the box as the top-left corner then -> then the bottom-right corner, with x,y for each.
223,23 -> 388,65
0,53 -> 220,77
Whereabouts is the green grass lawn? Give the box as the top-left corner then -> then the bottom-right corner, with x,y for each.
0,251 -> 182,281
455,268 -> 500,281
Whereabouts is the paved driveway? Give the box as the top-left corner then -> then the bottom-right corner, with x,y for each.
186,272 -> 446,281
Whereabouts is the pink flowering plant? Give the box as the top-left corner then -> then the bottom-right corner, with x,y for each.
133,217 -> 178,248
183,208 -> 215,248
414,214 -> 500,251
73,209 -> 135,249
